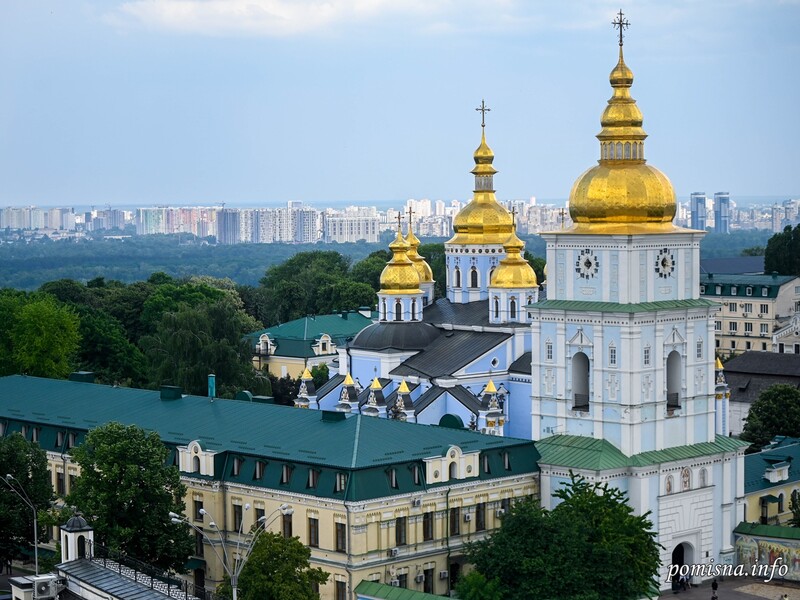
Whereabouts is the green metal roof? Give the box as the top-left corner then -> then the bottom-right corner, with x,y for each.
355,580 -> 443,600
527,298 -> 718,313
246,312 -> 373,343
700,274 -> 797,299
744,437 -> 800,495
734,521 -> 800,541
0,375 -> 538,502
536,434 -> 747,471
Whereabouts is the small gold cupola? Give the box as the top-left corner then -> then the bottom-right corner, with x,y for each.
568,11 -> 678,233
405,210 -> 434,284
379,219 -> 422,295
490,226 -> 538,289
448,101 -> 514,246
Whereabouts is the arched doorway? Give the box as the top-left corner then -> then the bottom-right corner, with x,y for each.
666,350 -> 681,409
671,542 -> 694,584
571,352 -> 590,410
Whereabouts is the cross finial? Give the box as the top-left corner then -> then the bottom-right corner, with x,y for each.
396,212 -> 403,231
475,99 -> 491,128
510,206 -> 517,227
406,206 -> 415,227
612,9 -> 629,47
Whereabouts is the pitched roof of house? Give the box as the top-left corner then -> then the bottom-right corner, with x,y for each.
245,311 -> 373,357
509,351 -> 532,375
744,436 -> 800,495
355,580 -> 443,600
700,257 -> 765,275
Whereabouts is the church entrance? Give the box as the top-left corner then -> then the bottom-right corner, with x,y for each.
671,542 -> 694,584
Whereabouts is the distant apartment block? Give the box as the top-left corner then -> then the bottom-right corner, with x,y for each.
690,192 -> 707,230
714,192 -> 730,234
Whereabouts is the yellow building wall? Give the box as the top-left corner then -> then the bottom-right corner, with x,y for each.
744,483 -> 800,525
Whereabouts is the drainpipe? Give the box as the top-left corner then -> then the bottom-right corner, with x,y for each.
345,501 -> 353,599
445,487 -> 451,596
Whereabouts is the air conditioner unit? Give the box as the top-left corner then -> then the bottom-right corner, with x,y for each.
495,508 -> 505,517
415,573 -> 425,583
33,575 -> 59,600
439,570 -> 449,580
388,547 -> 399,557
411,498 -> 421,507
463,513 -> 472,522
390,579 -> 400,587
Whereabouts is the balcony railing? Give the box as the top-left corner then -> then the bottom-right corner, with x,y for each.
666,393 -> 681,410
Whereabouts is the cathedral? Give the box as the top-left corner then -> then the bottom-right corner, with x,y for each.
302,21 -> 747,589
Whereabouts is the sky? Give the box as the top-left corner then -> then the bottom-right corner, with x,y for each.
0,1 -> 798,208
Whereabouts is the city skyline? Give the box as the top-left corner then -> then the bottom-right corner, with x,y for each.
0,2 -> 798,206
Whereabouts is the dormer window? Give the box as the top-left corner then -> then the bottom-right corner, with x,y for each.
280,464 -> 294,485
764,460 -> 790,483
253,460 -> 265,480
231,457 -> 243,477
388,468 -> 398,489
731,286 -> 737,296
307,469 -> 319,489
335,472 -> 348,493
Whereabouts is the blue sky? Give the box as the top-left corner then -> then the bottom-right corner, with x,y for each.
0,1 -> 798,207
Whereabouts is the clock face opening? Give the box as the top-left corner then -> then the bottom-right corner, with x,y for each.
655,248 -> 675,278
575,249 -> 599,279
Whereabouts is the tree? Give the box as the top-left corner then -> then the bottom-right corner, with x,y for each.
0,434 -> 52,565
461,474 -> 661,600
454,571 -> 503,600
68,422 -> 193,572
350,250 -> 391,291
310,363 -> 329,390
139,297 -> 262,397
741,384 -> 800,452
216,532 -> 328,600
764,224 -> 800,276
741,246 -> 765,257
0,292 -> 81,378
76,308 -> 147,386
789,490 -> 800,528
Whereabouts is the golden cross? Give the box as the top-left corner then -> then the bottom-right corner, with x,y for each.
612,9 -> 629,47
406,206 -> 415,227
475,99 -> 491,128
559,207 -> 567,230
396,212 -> 403,231
510,206 -> 517,227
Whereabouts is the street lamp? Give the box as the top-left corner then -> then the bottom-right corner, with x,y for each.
170,503 -> 293,600
2,473 -> 39,575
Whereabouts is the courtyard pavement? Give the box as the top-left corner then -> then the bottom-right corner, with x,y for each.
660,577 -> 800,600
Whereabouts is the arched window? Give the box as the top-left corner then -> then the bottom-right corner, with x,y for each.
381,299 -> 387,321
615,142 -> 622,159
494,298 -> 499,319
78,535 -> 86,559
699,468 -> 707,488
509,298 -> 517,319
572,352 -> 590,411
394,300 -> 402,321
666,475 -> 674,495
696,339 -> 703,359
192,456 -> 200,473
608,343 -> 617,367
545,341 -> 553,361
602,143 -> 608,160
449,462 -> 458,479
632,143 -> 638,159
779,493 -> 785,513
411,299 -> 417,321
624,142 -> 631,159
667,350 -> 681,409
454,268 -> 461,288
470,267 -> 479,288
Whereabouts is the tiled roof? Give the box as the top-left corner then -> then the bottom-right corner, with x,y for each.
390,331 -> 510,378
413,385 -> 481,416
315,373 -> 346,399
725,352 -> 800,378
422,298 -> 491,327
700,274 -> 797,299
527,299 -> 718,313
355,580 -> 443,599
744,437 -> 800,494
536,434 -> 747,471
700,257 -> 764,275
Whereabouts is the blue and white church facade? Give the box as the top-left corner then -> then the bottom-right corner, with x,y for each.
306,33 -> 746,590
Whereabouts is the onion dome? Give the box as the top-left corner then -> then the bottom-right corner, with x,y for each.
490,228 -> 538,289
406,222 -> 434,283
379,225 -> 422,294
447,126 -> 514,245
568,43 -> 677,233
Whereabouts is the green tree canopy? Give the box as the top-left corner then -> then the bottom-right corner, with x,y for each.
741,384 -> 800,452
349,250 -> 391,292
462,474 -> 661,600
68,422 -> 193,572
139,297 -> 261,397
216,531 -> 328,600
765,224 -> 800,276
0,434 -> 52,563
75,307 -> 148,387
0,292 -> 81,378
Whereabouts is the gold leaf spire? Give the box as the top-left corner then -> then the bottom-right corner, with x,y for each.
398,379 -> 410,394
370,377 -> 382,390
301,368 -> 313,380
343,373 -> 354,386
568,12 -> 678,233
447,101 -> 514,246
490,217 -> 538,289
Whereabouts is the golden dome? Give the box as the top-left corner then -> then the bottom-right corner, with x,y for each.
379,227 -> 422,295
568,46 -> 679,234
447,129 -> 514,245
406,223 -> 434,283
490,229 -> 538,289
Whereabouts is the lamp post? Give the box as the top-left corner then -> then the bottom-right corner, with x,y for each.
2,474 -> 39,575
170,503 -> 293,600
